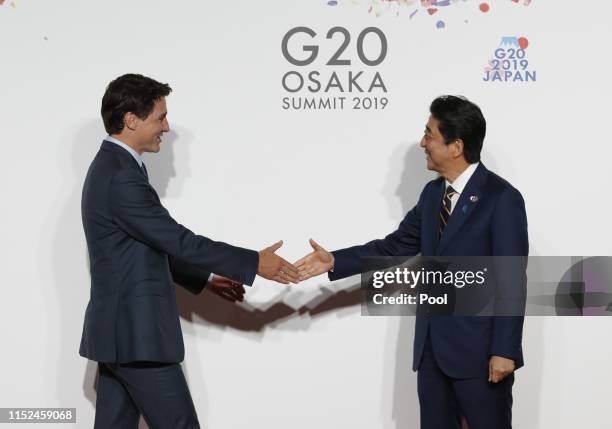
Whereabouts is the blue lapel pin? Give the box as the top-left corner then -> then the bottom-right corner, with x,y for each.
463,195 -> 479,213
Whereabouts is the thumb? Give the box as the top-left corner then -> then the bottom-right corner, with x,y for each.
268,240 -> 283,253
309,238 -> 322,251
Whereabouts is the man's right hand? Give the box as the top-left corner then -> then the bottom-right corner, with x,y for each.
258,241 -> 300,284
295,239 -> 334,281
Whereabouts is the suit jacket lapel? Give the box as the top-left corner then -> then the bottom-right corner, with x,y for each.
436,163 -> 488,254
422,179 -> 445,255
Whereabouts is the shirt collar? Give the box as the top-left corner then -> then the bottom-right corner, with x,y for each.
105,135 -> 143,167
445,162 -> 479,195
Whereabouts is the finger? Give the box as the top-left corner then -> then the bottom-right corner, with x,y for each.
280,263 -> 300,283
217,289 -> 237,302
283,268 -> 300,283
297,264 -> 311,273
231,289 -> 245,302
280,271 -> 300,284
280,259 -> 299,276
299,271 -> 313,281
491,369 -> 502,383
488,361 -> 493,382
273,275 -> 290,285
225,294 -> 238,303
267,240 -> 283,253
226,287 -> 240,298
228,290 -> 243,302
309,238 -> 321,251
294,257 -> 307,267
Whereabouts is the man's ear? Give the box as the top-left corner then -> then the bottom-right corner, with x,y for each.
124,112 -> 138,131
451,139 -> 464,159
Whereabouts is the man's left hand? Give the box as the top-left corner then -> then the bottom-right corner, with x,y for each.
207,275 -> 246,303
488,356 -> 515,383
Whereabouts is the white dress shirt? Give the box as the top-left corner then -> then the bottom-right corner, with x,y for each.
445,162 -> 479,214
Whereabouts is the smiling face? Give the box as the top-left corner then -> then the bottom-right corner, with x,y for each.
420,115 -> 456,174
126,97 -> 169,154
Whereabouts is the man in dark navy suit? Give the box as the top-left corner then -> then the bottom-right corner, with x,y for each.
80,74 -> 299,428
295,96 -> 528,429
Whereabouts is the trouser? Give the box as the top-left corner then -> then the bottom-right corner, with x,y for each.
94,361 -> 200,429
417,337 -> 514,429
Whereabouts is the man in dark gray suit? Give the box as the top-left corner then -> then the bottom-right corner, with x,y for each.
80,73 -> 299,428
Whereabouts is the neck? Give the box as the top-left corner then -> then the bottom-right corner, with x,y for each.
441,161 -> 470,183
111,133 -> 143,155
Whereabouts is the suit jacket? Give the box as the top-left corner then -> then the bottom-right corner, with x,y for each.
329,163 -> 528,378
80,140 -> 259,363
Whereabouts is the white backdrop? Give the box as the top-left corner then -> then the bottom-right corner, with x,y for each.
1,0 -> 611,427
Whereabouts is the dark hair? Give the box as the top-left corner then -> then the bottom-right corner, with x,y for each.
429,95 -> 486,164
101,74 -> 172,134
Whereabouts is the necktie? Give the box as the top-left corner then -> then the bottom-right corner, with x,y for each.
141,162 -> 149,181
439,185 -> 457,237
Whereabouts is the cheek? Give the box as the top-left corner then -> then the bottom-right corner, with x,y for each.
429,142 -> 445,157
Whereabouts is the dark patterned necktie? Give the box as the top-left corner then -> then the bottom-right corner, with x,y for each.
439,185 -> 458,237
141,162 -> 149,181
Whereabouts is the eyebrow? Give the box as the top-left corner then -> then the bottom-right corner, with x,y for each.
425,125 -> 431,133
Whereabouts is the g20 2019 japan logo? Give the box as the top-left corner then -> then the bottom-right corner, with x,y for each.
483,36 -> 536,82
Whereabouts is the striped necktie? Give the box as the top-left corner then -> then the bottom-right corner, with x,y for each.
141,162 -> 149,181
439,185 -> 458,237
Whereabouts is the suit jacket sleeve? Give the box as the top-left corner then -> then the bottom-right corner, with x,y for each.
328,184 -> 426,281
169,256 -> 211,295
109,168 -> 259,286
490,186 -> 528,366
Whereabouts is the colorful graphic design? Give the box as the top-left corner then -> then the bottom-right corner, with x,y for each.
483,36 -> 536,82
327,0 -> 532,28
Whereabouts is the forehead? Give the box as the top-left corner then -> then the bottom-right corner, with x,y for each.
426,116 -> 440,132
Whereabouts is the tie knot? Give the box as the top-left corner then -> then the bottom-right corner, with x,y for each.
445,185 -> 457,200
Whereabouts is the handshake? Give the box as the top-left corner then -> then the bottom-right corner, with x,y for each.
208,239 -> 335,302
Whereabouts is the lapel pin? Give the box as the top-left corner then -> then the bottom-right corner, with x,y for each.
469,195 -> 479,203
